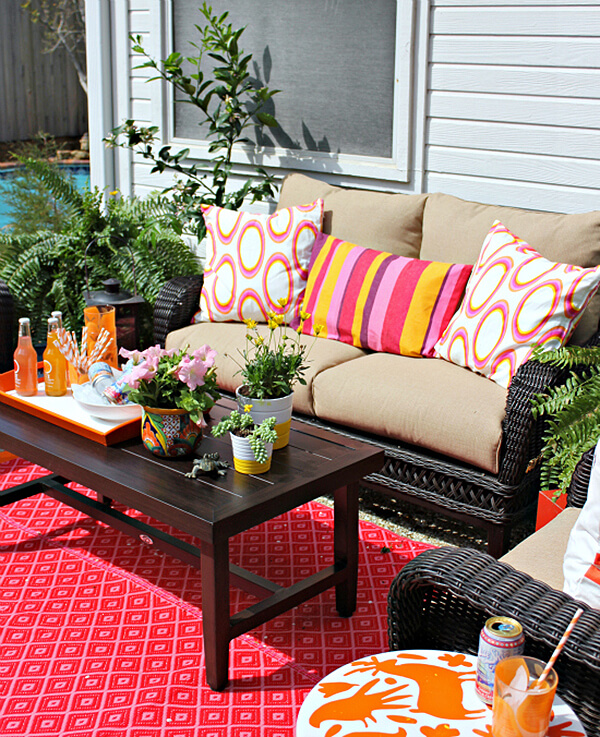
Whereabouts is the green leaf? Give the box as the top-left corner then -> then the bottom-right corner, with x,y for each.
256,112 -> 278,127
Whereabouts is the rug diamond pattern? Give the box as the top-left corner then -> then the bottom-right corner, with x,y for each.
0,457 -> 434,736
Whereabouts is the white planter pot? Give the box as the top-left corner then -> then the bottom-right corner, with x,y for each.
236,386 -> 293,450
230,432 -> 273,474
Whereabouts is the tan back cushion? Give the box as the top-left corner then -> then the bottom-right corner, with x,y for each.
277,173 -> 427,259
421,193 -> 600,343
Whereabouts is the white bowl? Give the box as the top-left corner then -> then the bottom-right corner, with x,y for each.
71,381 -> 142,422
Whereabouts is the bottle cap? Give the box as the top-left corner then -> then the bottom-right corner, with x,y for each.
48,317 -> 59,327
18,317 -> 30,324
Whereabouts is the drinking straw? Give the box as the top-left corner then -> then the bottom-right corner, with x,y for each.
537,607 -> 584,684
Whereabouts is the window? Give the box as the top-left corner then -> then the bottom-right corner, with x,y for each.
169,0 -> 414,182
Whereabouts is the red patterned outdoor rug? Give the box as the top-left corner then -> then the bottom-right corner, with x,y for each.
0,457 -> 435,737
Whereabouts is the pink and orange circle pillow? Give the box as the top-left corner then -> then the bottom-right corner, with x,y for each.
197,200 -> 324,324
434,221 -> 600,388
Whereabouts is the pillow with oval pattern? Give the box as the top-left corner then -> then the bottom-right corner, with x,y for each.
434,220 -> 600,388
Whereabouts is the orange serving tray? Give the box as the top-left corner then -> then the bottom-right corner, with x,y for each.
0,367 -> 141,446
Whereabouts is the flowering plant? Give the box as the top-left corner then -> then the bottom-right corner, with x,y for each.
233,304 -> 322,400
211,405 -> 277,463
119,344 -> 220,423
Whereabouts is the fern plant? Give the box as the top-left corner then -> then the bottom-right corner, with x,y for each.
531,344 -> 600,495
0,158 -> 199,344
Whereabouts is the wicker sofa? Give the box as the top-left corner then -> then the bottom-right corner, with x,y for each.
388,449 -> 600,737
154,173 -> 600,557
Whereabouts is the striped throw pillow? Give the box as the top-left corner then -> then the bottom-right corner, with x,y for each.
300,234 -> 472,357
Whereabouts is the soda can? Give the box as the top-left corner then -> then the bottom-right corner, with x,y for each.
103,381 -> 130,406
88,361 -> 114,395
475,616 -> 525,704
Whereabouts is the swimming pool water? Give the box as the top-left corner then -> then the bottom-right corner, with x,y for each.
0,164 -> 90,230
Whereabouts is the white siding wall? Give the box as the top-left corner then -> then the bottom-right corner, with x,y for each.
113,0 -> 600,214
426,0 -> 600,212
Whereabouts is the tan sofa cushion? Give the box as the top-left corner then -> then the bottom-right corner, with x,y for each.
165,322 -> 366,416
277,173 -> 427,259
421,193 -> 600,344
500,507 -> 581,591
312,353 -> 507,474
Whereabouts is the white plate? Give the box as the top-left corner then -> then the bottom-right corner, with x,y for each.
71,381 -> 142,422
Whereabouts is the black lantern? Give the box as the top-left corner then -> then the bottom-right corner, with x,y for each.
84,239 -> 147,353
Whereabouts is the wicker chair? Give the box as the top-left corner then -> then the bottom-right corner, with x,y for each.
0,279 -> 14,373
387,449 -> 600,737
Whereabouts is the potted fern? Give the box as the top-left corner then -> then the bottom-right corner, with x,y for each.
531,343 -> 600,496
211,406 -> 277,475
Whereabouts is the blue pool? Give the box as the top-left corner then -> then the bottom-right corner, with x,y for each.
0,164 -> 90,230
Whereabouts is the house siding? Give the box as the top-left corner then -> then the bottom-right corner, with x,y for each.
426,0 -> 600,212
108,0 -> 600,214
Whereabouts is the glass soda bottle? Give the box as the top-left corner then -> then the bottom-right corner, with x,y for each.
43,317 -> 67,397
50,310 -> 70,386
13,317 -> 38,396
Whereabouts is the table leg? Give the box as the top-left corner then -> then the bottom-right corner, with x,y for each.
334,482 -> 359,617
200,538 -> 231,690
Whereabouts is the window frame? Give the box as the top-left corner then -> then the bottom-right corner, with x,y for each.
152,0 -> 415,184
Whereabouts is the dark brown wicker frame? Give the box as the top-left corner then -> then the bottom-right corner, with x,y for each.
0,279 -> 14,374
388,452 -> 600,737
154,275 -> 597,558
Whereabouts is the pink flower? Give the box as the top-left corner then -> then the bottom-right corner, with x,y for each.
119,346 -> 145,363
192,344 -> 217,368
143,345 -> 174,361
126,360 -> 157,389
176,355 -> 207,390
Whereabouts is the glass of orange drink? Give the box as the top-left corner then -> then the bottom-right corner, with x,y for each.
492,656 -> 558,737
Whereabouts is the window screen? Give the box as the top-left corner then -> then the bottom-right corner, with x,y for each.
172,0 -> 397,159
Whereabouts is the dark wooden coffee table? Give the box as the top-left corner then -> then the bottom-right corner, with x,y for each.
0,398 -> 383,690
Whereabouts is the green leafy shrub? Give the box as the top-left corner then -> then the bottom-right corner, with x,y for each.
0,158 -> 200,344
106,1 -> 279,238
531,344 -> 600,494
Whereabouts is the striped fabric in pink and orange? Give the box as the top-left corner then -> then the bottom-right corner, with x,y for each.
301,234 -> 472,357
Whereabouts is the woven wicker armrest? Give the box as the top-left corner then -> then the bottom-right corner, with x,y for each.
498,357 -> 563,486
153,275 -> 203,346
388,547 -> 600,736
0,278 -> 14,373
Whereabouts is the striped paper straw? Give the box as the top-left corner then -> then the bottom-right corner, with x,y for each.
537,607 -> 584,684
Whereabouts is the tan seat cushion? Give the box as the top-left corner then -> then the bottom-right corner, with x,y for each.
500,507 -> 581,591
421,193 -> 600,344
312,353 -> 508,474
277,173 -> 428,259
165,322 -> 366,416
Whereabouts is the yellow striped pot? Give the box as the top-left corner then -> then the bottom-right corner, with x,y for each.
236,387 -> 293,450
230,432 -> 273,475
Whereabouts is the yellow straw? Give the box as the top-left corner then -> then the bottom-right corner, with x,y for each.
537,607 -> 584,684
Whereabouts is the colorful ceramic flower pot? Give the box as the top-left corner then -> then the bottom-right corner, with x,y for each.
230,432 -> 273,474
141,406 -> 201,458
236,387 -> 293,450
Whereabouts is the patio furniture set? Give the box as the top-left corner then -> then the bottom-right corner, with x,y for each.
1,173 -> 599,731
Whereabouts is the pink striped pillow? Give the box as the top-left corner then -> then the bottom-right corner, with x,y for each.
300,234 -> 472,357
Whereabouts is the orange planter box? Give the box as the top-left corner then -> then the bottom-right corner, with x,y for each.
535,488 -> 567,530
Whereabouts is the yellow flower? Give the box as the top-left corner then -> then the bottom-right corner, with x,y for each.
243,404 -> 253,413
277,297 -> 287,308
274,314 -> 285,326
296,323 -> 303,334
267,311 -> 276,319
267,319 -> 278,330
244,318 -> 258,329
254,336 -> 265,346
300,311 -> 310,321
314,324 -> 324,336
109,190 -> 119,196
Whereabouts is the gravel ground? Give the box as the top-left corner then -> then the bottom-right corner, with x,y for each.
317,487 -> 536,552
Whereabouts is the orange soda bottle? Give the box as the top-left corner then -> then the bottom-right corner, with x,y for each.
43,317 -> 67,396
13,317 -> 38,396
51,310 -> 70,387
